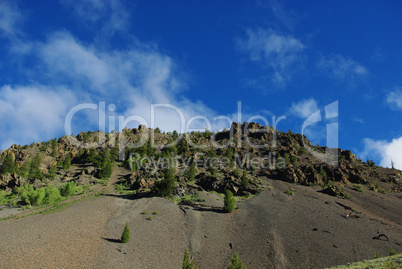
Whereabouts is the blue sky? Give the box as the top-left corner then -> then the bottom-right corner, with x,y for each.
0,0 -> 401,169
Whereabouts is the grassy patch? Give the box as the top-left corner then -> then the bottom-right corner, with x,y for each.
114,182 -> 136,195
353,184 -> 364,193
0,188 -> 103,221
326,254 -> 401,269
284,188 -> 295,196
172,192 -> 200,204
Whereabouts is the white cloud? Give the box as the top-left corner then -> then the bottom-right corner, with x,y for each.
39,32 -> 111,92
37,32 -> 219,131
256,0 -> 296,30
0,85 -> 77,148
0,1 -> 266,150
350,116 -> 364,124
361,137 -> 402,170
0,0 -> 22,38
60,0 -> 129,40
386,87 -> 402,111
317,54 -> 368,82
237,28 -> 305,87
0,29 -> 226,149
290,98 -> 318,118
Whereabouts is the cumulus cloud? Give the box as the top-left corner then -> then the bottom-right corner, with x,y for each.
0,12 -> 227,149
290,98 -> 318,118
0,85 -> 77,148
317,54 -> 368,82
237,28 -> 305,87
361,137 -> 402,170
386,87 -> 402,111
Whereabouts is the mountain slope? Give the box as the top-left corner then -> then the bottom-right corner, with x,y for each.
0,123 -> 401,268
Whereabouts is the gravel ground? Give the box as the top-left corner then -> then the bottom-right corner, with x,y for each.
0,174 -> 401,268
0,196 -> 116,268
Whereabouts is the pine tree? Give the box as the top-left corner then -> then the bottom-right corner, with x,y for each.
47,165 -> 57,180
1,153 -> 15,174
121,222 -> 130,243
146,138 -> 155,157
172,130 -> 179,140
182,247 -> 194,269
154,168 -> 176,197
18,160 -> 30,178
97,149 -> 113,179
29,153 -> 43,179
224,190 -> 236,213
229,253 -> 246,269
50,138 -> 58,157
187,162 -> 196,182
177,136 -> 189,155
63,153 -> 71,170
241,169 -> 249,187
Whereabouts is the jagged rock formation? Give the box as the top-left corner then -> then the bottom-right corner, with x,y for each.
0,123 -> 401,199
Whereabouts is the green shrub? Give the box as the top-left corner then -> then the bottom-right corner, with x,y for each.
8,194 -> 17,207
121,222 -> 130,243
284,189 -> 294,196
233,168 -> 240,177
284,153 -> 291,166
389,247 -> 397,256
298,147 -> 306,155
353,184 -> 364,192
229,252 -> 246,269
17,184 -> 34,204
224,190 -> 236,213
60,181 -> 77,197
319,167 -> 327,179
183,247 -> 195,269
29,188 -> 46,206
0,190 -> 8,205
44,186 -> 62,204
367,159 -> 375,167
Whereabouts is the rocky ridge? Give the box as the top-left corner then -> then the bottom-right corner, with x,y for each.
0,122 -> 401,200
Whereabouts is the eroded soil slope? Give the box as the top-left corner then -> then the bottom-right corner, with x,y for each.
1,175 -> 401,268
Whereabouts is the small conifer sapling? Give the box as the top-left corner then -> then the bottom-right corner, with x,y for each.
121,222 -> 130,243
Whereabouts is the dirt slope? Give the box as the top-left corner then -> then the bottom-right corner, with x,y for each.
0,175 -> 401,268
